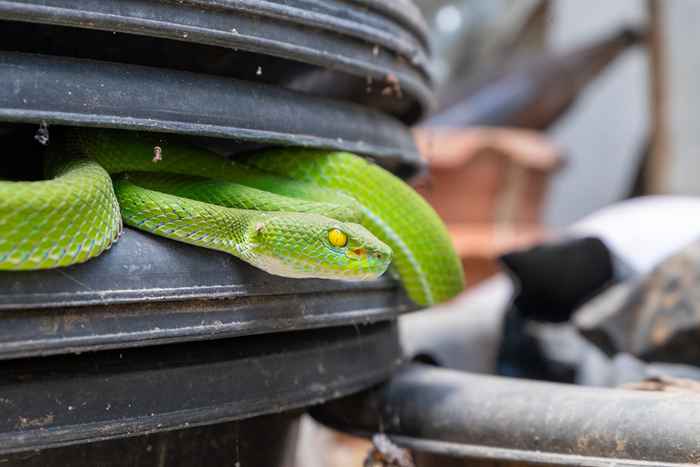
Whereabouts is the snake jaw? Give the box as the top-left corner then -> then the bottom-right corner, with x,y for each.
346,247 -> 366,259
235,242 -> 258,256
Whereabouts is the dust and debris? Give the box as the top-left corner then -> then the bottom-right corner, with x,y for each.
153,146 -> 163,163
34,121 -> 49,145
63,313 -> 91,331
38,316 -> 59,334
57,269 -> 93,291
381,74 -> 402,99
256,66 -> 263,76
364,434 -> 414,467
16,414 -> 54,429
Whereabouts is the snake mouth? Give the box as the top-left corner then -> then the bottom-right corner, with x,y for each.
244,244 -> 389,280
244,246 -> 389,281
345,245 -> 392,274
347,245 -> 392,263
346,247 -> 366,259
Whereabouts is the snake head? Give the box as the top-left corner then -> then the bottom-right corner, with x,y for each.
247,213 -> 392,280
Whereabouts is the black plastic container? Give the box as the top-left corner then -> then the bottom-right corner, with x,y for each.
0,1 -> 426,463
0,0 -> 434,122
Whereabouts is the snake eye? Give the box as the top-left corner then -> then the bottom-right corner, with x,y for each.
328,228 -> 348,247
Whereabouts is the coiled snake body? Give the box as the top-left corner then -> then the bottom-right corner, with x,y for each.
0,129 -> 464,306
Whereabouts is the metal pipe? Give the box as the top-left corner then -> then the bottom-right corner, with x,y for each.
315,364 -> 700,465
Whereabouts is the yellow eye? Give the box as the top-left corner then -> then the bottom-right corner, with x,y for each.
328,228 -> 348,247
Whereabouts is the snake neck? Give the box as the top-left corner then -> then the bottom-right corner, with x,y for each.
113,179 -> 263,258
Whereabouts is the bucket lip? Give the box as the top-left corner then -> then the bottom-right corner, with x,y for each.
191,0 -> 433,59
0,51 -> 421,167
0,322 -> 403,455
0,51 -> 419,358
0,0 -> 435,121
347,0 -> 431,48
0,227 -> 412,360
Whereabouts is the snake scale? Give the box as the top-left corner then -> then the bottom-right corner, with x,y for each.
0,129 -> 464,306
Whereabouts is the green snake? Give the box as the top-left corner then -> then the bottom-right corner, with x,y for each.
0,129 -> 464,305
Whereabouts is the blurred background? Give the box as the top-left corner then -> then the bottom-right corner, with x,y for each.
423,0 -> 649,224
300,1 -> 700,465
412,0 -> 680,287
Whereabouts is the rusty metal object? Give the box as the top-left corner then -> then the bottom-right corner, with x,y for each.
622,375 -> 700,394
575,237 -> 700,363
315,364 -> 700,466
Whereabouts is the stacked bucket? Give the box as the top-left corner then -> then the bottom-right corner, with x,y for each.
0,1 -> 433,464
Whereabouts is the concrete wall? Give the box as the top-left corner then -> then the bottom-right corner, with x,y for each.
664,1 -> 700,195
544,0 -> 649,226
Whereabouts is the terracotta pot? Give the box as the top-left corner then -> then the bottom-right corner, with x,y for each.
413,127 -> 562,286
